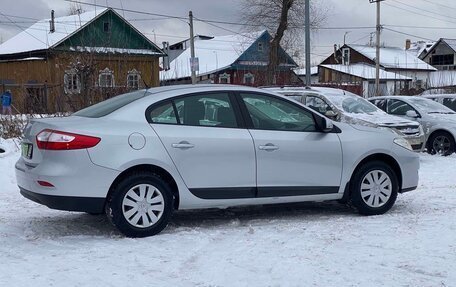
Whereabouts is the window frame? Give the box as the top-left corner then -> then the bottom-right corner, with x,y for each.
386,99 -> 419,116
127,69 -> 141,89
98,68 -> 115,88
64,70 -> 81,94
145,91 -> 246,129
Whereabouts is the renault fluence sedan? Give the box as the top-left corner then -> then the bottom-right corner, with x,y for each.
16,85 -> 419,237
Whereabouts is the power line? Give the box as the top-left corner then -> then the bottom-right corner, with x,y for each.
391,0 -> 456,22
383,27 -> 435,42
417,0 -> 456,11
384,2 -> 456,25
0,11 -> 48,45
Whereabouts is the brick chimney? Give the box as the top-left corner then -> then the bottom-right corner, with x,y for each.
405,39 -> 411,50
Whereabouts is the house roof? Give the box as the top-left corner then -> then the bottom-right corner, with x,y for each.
161,31 -> 266,81
407,41 -> 435,58
0,8 -> 163,56
346,44 -> 436,71
421,38 -> 456,60
319,63 -> 412,81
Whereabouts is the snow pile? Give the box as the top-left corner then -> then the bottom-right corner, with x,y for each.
0,148 -> 455,286
0,138 -> 20,158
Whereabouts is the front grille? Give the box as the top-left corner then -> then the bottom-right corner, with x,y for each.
411,144 -> 423,151
395,125 -> 421,136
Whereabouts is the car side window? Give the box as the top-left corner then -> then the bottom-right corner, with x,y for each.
371,99 -> 387,111
443,98 -> 456,111
149,101 -> 178,124
173,93 -> 238,128
305,96 -> 332,114
240,93 -> 316,132
387,99 -> 415,116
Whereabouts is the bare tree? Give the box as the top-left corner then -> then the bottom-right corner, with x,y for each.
67,3 -> 85,16
241,0 -> 328,84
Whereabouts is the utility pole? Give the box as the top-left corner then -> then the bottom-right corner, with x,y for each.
305,0 -> 311,87
189,11 -> 197,84
370,0 -> 385,97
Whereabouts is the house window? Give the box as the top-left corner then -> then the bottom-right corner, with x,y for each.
258,42 -> 264,52
431,54 -> 454,65
127,69 -> 141,89
64,70 -> 81,94
99,68 -> 114,87
103,22 -> 111,33
243,73 -> 255,85
219,73 -> 230,84
342,48 -> 350,65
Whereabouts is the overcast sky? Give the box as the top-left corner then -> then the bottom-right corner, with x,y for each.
2,0 -> 456,66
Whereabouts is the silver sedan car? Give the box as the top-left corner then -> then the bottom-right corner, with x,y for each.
16,85 -> 419,237
369,96 -> 456,156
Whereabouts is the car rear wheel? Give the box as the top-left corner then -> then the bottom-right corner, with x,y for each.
350,161 -> 398,215
106,172 -> 174,237
427,131 -> 455,156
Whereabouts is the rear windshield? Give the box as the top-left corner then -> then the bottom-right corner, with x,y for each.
73,90 -> 150,118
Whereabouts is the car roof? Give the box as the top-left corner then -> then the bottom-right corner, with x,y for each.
422,94 -> 456,98
368,95 -> 423,101
263,86 -> 348,95
145,84 -> 264,95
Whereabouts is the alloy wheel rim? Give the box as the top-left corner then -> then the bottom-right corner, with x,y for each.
360,170 -> 392,208
433,136 -> 451,155
122,184 -> 165,228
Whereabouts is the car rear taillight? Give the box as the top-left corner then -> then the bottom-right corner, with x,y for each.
36,129 -> 100,150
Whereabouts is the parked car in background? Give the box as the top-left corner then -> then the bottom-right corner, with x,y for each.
16,85 -> 419,237
264,87 -> 425,152
422,94 -> 456,112
369,96 -> 456,156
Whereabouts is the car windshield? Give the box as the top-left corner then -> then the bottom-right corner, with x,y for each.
325,93 -> 379,114
408,97 -> 455,114
74,90 -> 149,118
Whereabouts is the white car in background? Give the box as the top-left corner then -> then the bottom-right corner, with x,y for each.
422,94 -> 456,112
264,87 -> 425,152
369,96 -> 456,156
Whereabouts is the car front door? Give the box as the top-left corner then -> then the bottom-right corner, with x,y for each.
147,92 -> 256,199
386,99 -> 422,122
238,92 -> 343,197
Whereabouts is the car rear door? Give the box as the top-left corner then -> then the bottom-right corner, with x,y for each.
237,92 -> 343,197
147,91 -> 256,199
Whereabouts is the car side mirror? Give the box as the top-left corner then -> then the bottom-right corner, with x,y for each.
317,117 -> 334,133
325,110 -> 337,118
406,110 -> 419,118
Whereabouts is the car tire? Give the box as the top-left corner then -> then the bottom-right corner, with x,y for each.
427,131 -> 455,156
350,161 -> 398,215
106,172 -> 174,237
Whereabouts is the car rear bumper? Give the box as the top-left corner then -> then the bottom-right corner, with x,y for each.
20,187 -> 105,213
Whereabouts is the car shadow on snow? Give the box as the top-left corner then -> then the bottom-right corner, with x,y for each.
23,200 -> 410,238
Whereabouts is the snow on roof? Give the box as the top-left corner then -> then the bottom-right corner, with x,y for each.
294,67 -> 318,76
0,9 -> 108,55
407,41 -> 435,58
426,70 -> 456,88
347,44 -> 436,71
161,31 -> 265,81
320,63 -> 412,80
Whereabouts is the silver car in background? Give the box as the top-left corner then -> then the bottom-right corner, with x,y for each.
16,85 -> 419,237
369,96 -> 456,156
422,94 -> 456,112
265,87 -> 425,152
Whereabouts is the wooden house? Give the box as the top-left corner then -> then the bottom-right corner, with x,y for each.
161,31 -> 301,87
0,8 -> 163,113
319,44 -> 435,96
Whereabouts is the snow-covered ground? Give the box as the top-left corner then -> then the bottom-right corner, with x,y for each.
0,138 -> 455,286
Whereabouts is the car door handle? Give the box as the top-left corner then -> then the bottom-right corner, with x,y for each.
258,144 -> 279,151
171,141 -> 195,149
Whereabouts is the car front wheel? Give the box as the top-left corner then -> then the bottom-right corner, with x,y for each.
427,131 -> 455,156
106,172 -> 174,237
350,161 -> 398,215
